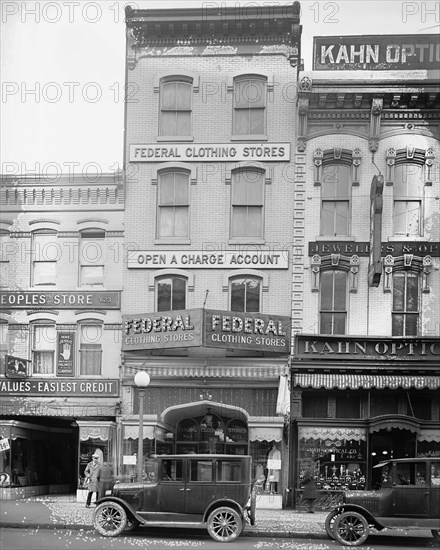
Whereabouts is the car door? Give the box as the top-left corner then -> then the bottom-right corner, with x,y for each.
393,461 -> 429,516
185,458 -> 214,515
429,460 -> 440,520
157,458 -> 186,514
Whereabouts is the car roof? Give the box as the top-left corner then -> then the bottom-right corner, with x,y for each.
155,454 -> 252,459
374,457 -> 440,468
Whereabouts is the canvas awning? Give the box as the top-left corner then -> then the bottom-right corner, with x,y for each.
294,373 -> 440,390
249,426 -> 283,442
299,426 -> 367,441
123,424 -> 156,440
276,374 -> 290,415
418,428 -> 440,442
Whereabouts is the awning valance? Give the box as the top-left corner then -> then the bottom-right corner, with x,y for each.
299,426 -> 366,441
418,428 -> 440,442
79,425 -> 111,441
123,425 -> 155,440
294,373 -> 440,390
249,426 -> 283,442
369,415 -> 420,434
125,363 -> 289,379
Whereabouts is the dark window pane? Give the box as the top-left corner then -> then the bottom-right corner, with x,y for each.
333,313 -> 346,335
334,272 -> 347,309
392,314 -> 404,336
320,312 -> 333,334
321,202 -> 335,235
302,394 -> 327,418
406,273 -> 419,311
246,279 -> 260,312
405,314 -> 418,336
334,201 -> 349,235
320,271 -> 334,311
157,279 -> 172,311
231,279 -> 245,311
336,394 -> 360,419
172,277 -> 186,310
231,278 -> 260,312
393,273 -> 405,311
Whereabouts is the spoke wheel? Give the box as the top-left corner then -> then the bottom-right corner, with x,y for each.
432,530 -> 440,541
207,506 -> 243,543
325,509 -> 339,540
93,502 -> 127,537
333,511 -> 369,546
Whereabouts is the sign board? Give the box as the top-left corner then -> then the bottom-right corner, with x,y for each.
313,34 -> 440,71
123,308 -> 291,354
123,455 -> 137,465
308,241 -> 439,257
57,333 -> 75,376
0,291 -> 121,309
368,175 -> 384,287
5,355 -> 29,378
0,379 -> 120,396
0,438 -> 10,452
129,143 -> 290,162
128,250 -> 289,269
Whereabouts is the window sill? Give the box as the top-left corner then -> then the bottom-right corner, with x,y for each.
228,238 -> 266,245
156,136 -> 194,142
387,236 -> 424,241
153,238 -> 191,245
315,236 -> 355,241
230,135 -> 268,142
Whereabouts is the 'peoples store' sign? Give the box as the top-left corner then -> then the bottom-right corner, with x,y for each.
123,308 -> 290,354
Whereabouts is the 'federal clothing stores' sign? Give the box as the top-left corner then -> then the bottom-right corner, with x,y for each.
123,308 -> 290,354
313,34 -> 440,71
0,291 -> 121,309
128,250 -> 289,269
129,143 -> 290,162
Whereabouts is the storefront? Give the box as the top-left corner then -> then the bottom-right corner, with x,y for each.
291,335 -> 440,509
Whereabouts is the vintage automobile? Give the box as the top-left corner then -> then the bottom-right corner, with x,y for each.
93,454 -> 256,542
325,457 -> 440,546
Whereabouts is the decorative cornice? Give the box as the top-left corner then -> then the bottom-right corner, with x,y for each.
0,186 -> 124,208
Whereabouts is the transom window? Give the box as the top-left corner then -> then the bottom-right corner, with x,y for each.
159,78 -> 192,137
320,270 -> 347,334
393,164 -> 423,236
157,171 -> 189,238
392,271 -> 419,336
157,276 -> 186,311
233,76 -> 266,136
320,164 -> 350,236
231,169 -> 264,239
230,276 -> 261,312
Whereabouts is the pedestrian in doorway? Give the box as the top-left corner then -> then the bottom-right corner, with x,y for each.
84,453 -> 102,507
302,469 -> 317,513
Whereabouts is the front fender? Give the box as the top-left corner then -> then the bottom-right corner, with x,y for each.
94,496 -> 145,525
330,504 -> 385,531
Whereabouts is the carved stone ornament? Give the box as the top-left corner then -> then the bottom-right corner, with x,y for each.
371,97 -> 383,115
298,97 -> 309,115
297,137 -> 307,153
299,76 -> 312,92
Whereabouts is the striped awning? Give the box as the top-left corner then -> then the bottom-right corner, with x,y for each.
126,364 -> 289,379
294,373 -> 440,390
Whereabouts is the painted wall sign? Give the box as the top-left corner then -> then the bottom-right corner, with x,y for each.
0,378 -> 120,396
308,241 -> 439,257
5,355 -> 29,378
368,175 -> 384,287
57,333 -> 75,376
313,34 -> 440,71
295,335 -> 440,361
0,291 -> 121,309
123,308 -> 291,353
129,143 -> 290,162
128,250 -> 289,269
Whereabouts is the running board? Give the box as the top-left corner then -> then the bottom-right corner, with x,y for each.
139,521 -> 205,528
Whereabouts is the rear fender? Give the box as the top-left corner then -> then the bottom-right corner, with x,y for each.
95,496 -> 144,525
203,499 -> 244,522
331,504 -> 385,531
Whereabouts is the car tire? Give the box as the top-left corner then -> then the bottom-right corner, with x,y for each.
207,506 -> 243,543
325,509 -> 339,540
333,511 -> 370,546
93,502 -> 128,537
432,529 -> 440,541
125,519 -> 140,532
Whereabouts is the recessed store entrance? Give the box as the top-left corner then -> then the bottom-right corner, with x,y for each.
370,428 -> 416,488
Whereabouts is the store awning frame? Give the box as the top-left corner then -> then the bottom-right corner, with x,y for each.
294,373 -> 440,390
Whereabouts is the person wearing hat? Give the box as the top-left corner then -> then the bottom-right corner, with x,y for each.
84,453 -> 102,508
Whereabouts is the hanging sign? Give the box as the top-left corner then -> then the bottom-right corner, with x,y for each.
5,355 -> 29,378
0,438 -> 10,452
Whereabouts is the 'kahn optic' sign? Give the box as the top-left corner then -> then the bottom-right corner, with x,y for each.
129,143 -> 290,162
128,250 -> 289,269
0,291 -> 121,309
123,309 -> 290,353
313,35 -> 440,71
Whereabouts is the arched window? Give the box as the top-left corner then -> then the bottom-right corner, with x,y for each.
32,322 -> 56,375
157,171 -> 190,239
233,75 -> 267,136
79,323 -> 103,376
156,276 -> 187,311
230,276 -> 261,312
392,271 -> 419,336
80,229 -> 105,287
32,230 -> 58,286
393,164 -> 423,236
159,77 -> 192,137
319,270 -> 347,335
321,164 -> 351,237
230,169 -> 264,239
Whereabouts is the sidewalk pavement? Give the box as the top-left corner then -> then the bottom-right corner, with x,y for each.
0,494 -> 436,541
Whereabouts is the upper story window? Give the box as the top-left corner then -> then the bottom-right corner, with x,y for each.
321,164 -> 351,237
233,76 -> 266,137
79,323 -> 102,376
159,77 -> 192,138
393,164 -> 423,236
32,323 -> 56,375
156,276 -> 186,311
80,230 -> 105,287
157,171 -> 190,239
0,230 -> 10,288
230,276 -> 261,312
230,169 -> 264,239
320,269 -> 347,335
32,231 -> 57,286
0,322 -> 8,375
392,271 -> 419,336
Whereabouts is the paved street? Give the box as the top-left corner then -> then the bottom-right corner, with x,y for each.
1,528 -> 439,550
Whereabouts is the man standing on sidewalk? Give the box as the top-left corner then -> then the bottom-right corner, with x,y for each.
84,454 -> 102,508
302,469 -> 317,513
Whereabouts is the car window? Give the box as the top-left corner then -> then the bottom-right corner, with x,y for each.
217,460 -> 241,482
431,463 -> 440,486
161,459 -> 183,482
396,462 -> 426,485
189,460 -> 213,482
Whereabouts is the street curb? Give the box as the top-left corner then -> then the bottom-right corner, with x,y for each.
0,521 -> 329,539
